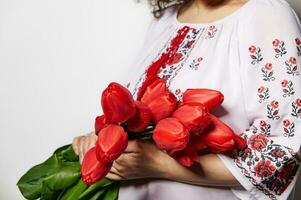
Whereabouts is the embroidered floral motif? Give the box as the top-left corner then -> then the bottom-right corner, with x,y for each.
295,38 -> 301,57
267,100 -> 280,120
261,63 -> 275,82
285,57 -> 299,76
272,39 -> 287,58
282,119 -> 295,137
291,98 -> 301,118
258,86 -> 270,103
259,120 -> 271,136
281,79 -> 295,98
249,45 -> 263,65
235,131 -> 300,199
205,25 -> 217,39
174,88 -> 184,101
157,27 -> 204,87
189,57 -> 203,70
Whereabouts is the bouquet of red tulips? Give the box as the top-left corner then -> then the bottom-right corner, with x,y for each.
17,78 -> 246,200
81,78 -> 246,185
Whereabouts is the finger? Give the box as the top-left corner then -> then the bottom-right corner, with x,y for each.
72,138 -> 79,155
124,140 -> 140,153
79,151 -> 84,164
105,172 -> 123,181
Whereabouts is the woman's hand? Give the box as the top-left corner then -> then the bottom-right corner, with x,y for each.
106,140 -> 170,181
72,131 -> 97,163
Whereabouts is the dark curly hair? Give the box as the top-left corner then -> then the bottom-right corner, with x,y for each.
148,0 -> 229,18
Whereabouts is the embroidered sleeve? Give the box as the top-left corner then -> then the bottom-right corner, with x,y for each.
219,4 -> 301,200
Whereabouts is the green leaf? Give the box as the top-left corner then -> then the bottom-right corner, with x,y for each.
59,179 -> 88,200
89,189 -> 106,200
103,183 -> 119,200
17,145 -> 80,199
78,178 -> 114,200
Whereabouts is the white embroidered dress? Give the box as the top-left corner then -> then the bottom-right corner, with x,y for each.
120,0 -> 301,199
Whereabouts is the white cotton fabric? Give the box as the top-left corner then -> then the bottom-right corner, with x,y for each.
119,0 -> 301,199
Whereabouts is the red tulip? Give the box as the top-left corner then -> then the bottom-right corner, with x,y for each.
81,147 -> 112,185
170,142 -> 199,167
95,124 -> 128,163
172,103 -> 210,131
94,115 -> 107,135
200,114 -> 237,153
153,117 -> 189,154
183,89 -> 224,111
101,82 -> 136,124
141,79 -> 177,123
232,133 -> 247,150
127,101 -> 151,132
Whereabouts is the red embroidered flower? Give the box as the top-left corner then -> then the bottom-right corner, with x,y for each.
295,38 -> 301,45
295,98 -> 301,107
264,63 -> 273,70
249,45 -> 257,53
248,134 -> 269,151
272,39 -> 280,47
258,86 -> 265,93
289,57 -> 297,65
281,79 -> 289,87
270,148 -> 285,158
197,57 -> 203,62
283,119 -> 291,127
271,100 -> 279,109
260,120 -> 267,126
254,160 -> 276,178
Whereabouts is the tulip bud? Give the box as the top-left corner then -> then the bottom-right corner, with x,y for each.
153,117 -> 189,154
172,103 -> 209,131
101,82 -> 136,124
95,124 -> 128,163
95,115 -> 107,135
81,147 -> 112,185
183,89 -> 224,111
170,143 -> 199,167
141,80 -> 177,123
127,101 -> 151,132
200,114 -> 236,153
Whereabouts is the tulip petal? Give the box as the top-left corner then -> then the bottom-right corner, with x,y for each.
153,117 -> 189,153
101,82 -> 136,124
183,89 -> 224,111
201,114 -> 236,153
95,115 -> 107,136
172,103 -> 209,131
141,79 -> 177,123
95,125 -> 128,163
81,147 -> 112,185
127,101 -> 151,132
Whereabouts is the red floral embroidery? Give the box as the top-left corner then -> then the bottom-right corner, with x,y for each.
254,160 -> 276,178
205,25 -> 217,39
248,134 -> 269,151
258,86 -> 270,103
282,119 -> 295,137
267,100 -> 280,120
174,88 -> 184,101
272,39 -> 287,58
249,45 -> 263,65
261,63 -> 275,81
281,79 -> 295,97
235,131 -> 300,198
291,98 -> 301,118
189,56 -> 203,70
285,56 -> 299,76
259,120 -> 271,136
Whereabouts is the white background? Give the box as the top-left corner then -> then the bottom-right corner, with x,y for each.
0,0 -> 300,199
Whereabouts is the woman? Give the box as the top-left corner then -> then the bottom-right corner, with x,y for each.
72,0 -> 301,199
